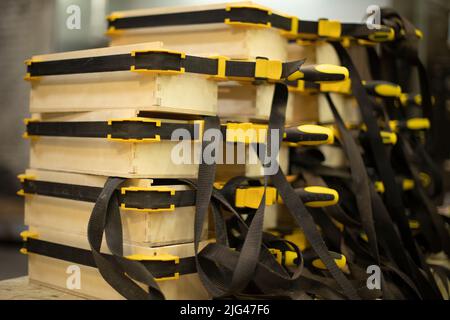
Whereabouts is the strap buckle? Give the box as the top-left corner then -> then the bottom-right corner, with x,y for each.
120,186 -> 176,212
130,49 -> 186,74
126,253 -> 180,281
225,5 -> 272,28
107,118 -> 162,142
254,57 -> 282,81
235,186 -> 278,209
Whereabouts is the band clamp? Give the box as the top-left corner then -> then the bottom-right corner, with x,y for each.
126,253 -> 180,281
120,186 -> 176,212
107,118 -> 162,142
130,49 -> 186,74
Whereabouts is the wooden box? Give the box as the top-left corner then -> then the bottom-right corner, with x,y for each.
27,110 -> 290,179
22,169 -> 207,246
106,2 -> 303,124
27,42 -> 217,116
25,227 -> 209,300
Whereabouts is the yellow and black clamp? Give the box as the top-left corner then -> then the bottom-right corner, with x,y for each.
232,185 -> 339,209
284,124 -> 334,147
389,118 -> 430,132
399,93 -> 435,107
374,178 -> 415,193
310,251 -> 347,271
362,80 -> 402,98
287,64 -> 349,83
294,186 -> 339,208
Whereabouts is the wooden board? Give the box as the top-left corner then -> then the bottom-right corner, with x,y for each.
23,169 -> 207,246
28,42 -> 217,115
0,276 -> 85,300
26,227 -> 210,300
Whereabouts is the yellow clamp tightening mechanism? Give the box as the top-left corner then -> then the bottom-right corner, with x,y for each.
233,185 -> 339,209
389,118 -> 430,132
287,64 -> 349,82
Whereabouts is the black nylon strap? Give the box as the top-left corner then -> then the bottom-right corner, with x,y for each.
107,6 -> 391,42
27,51 -> 304,81
25,237 -> 196,279
266,83 -> 359,300
21,179 -> 196,209
27,120 -> 197,140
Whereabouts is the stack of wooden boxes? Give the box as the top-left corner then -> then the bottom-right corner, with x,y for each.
19,2 -> 341,299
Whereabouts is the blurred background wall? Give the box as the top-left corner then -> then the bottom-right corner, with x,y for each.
0,0 -> 448,280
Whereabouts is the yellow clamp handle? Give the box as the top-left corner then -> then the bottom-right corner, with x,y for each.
284,124 -> 334,147
296,186 -> 339,207
235,185 -> 339,209
362,80 -> 402,98
389,118 -> 430,132
287,64 -> 349,82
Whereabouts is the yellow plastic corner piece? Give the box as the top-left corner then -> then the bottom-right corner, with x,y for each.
17,173 -> 35,183
225,122 -> 268,144
374,181 -> 385,193
130,49 -> 186,75
254,58 -> 282,80
209,55 -> 229,80
126,253 -> 180,281
107,118 -> 162,142
106,12 -> 123,22
279,15 -> 299,38
120,186 -> 175,212
303,186 -> 339,207
312,252 -> 347,270
20,230 -> 38,241
235,186 -> 277,209
225,4 -> 272,28
24,59 -> 41,81
318,19 -> 342,38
